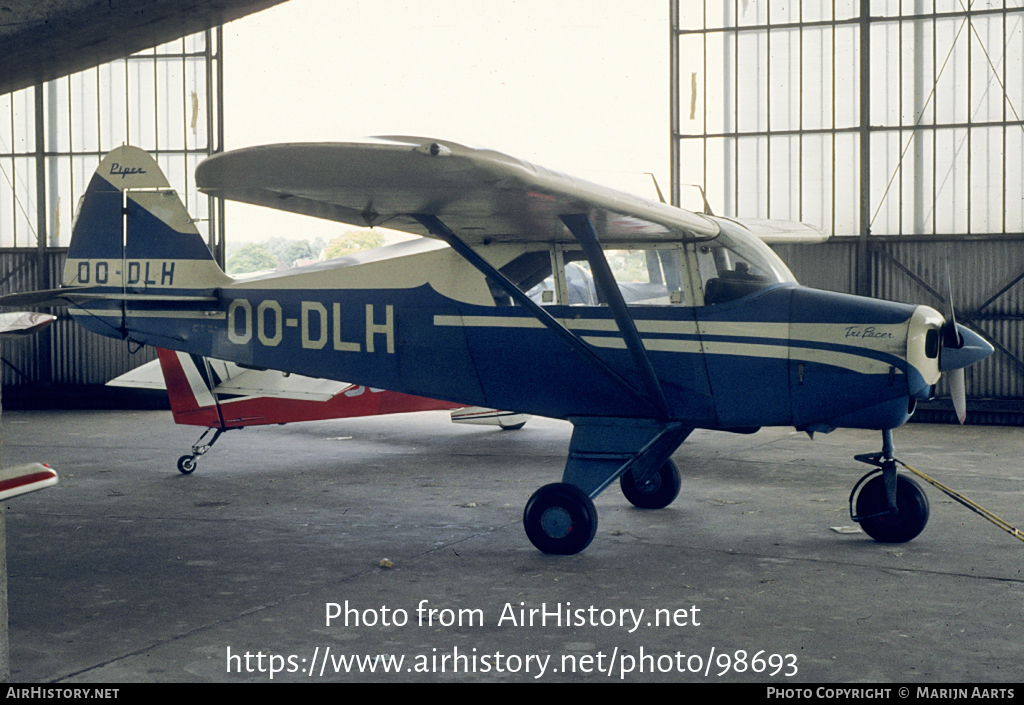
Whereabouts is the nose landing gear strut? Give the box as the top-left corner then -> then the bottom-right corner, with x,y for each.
850,429 -> 930,543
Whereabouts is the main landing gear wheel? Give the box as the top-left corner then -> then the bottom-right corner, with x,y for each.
523,483 -> 598,555
619,459 -> 682,509
855,474 -> 930,543
177,455 -> 197,475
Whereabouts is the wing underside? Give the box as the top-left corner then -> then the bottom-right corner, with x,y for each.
196,137 -> 726,245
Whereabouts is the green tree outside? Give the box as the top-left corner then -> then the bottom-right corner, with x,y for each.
325,229 -> 385,259
226,242 -> 279,275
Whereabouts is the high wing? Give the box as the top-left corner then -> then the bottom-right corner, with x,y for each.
196,137 -> 826,245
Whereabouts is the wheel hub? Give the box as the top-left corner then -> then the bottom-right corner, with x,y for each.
540,506 -> 573,539
638,474 -> 662,493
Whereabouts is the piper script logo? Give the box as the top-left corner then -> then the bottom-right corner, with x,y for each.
109,163 -> 147,179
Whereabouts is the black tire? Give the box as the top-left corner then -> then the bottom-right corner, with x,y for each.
620,459 -> 682,509
177,455 -> 197,475
500,422 -> 527,431
523,483 -> 598,555
856,474 -> 930,543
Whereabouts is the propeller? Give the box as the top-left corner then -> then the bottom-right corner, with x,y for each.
938,266 -> 993,424
948,368 -> 967,425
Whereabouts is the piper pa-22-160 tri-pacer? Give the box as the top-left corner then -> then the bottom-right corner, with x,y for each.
3,139 -> 992,554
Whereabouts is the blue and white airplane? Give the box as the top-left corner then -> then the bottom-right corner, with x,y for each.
3,139 -> 993,554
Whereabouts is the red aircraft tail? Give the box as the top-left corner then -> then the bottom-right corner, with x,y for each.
155,348 -> 462,429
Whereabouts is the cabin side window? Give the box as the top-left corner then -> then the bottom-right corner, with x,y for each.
495,249 -> 553,306
526,244 -> 689,306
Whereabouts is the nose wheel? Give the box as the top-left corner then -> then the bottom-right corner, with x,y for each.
852,429 -> 930,543
851,472 -> 930,543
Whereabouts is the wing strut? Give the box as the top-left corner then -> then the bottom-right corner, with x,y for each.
412,214 -> 663,417
560,214 -> 673,419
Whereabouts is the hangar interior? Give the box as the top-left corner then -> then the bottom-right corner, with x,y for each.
0,0 -> 1022,423
672,0 -> 1024,423
0,30 -> 224,402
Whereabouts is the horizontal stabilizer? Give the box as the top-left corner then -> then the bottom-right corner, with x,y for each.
0,287 -> 94,308
106,358 -> 168,391
0,312 -> 57,336
0,287 -> 218,308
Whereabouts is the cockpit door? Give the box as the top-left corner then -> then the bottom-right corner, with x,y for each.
691,227 -> 796,429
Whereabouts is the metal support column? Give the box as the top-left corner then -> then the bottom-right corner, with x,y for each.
670,0 -> 681,208
857,0 -> 872,297
33,85 -> 53,385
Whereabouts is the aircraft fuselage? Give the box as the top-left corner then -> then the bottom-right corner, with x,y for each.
71,239 -> 941,434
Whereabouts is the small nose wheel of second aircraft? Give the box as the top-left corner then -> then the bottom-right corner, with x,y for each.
523,483 -> 598,555
177,455 -> 198,475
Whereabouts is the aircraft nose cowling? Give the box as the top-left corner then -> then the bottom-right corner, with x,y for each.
940,324 -> 993,372
789,288 -> 923,432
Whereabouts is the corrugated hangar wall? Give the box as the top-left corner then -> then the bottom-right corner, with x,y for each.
673,1 -> 1024,424
0,31 -> 224,404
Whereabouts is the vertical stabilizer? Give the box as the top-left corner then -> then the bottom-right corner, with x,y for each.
157,348 -> 224,428
63,146 -> 231,292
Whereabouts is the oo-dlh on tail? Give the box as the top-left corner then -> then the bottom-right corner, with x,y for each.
62,146 -> 232,341
64,146 -> 230,292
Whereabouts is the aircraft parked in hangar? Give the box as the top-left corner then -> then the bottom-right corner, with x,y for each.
0,139 -> 992,554
108,348 -> 528,474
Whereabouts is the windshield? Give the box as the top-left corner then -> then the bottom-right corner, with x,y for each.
697,218 -> 796,305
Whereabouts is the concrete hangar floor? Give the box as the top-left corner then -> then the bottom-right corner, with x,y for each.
2,408 -> 1021,683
